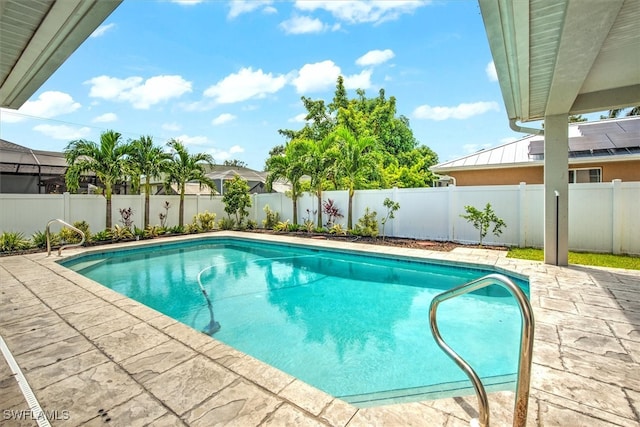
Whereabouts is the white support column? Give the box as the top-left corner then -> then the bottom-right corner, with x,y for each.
611,179 -> 622,255
518,182 -> 527,248
543,114 -> 569,265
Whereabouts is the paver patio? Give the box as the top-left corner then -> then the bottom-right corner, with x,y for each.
1,231 -> 638,426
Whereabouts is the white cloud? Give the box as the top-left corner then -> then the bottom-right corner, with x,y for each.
289,113 -> 309,123
162,122 -> 181,131
90,23 -> 116,38
0,91 -> 80,124
86,75 -> 192,109
280,15 -> 329,34
412,101 -> 500,120
292,60 -> 341,93
343,69 -> 373,90
92,112 -> 117,123
171,0 -> 203,5
204,67 -> 287,104
208,145 -> 245,162
486,61 -> 498,82
228,0 -> 273,19
173,134 -> 210,146
212,113 -> 237,125
33,124 -> 91,140
294,0 -> 427,25
356,49 -> 395,66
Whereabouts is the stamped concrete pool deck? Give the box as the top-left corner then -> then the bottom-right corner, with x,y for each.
1,231 -> 638,426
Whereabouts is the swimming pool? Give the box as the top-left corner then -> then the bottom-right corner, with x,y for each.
61,236 -> 529,407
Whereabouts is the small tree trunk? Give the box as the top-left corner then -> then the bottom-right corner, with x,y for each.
316,190 -> 322,228
179,188 -> 185,227
144,178 -> 151,228
293,197 -> 298,225
347,188 -> 354,229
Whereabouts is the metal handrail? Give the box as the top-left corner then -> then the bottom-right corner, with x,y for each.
46,219 -> 86,256
429,273 -> 534,427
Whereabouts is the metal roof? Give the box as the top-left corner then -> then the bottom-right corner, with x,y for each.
432,116 -> 640,172
0,0 -> 122,109
0,138 -> 68,175
479,0 -> 640,124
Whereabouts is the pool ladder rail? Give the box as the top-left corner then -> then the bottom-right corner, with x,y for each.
429,273 -> 534,427
46,219 -> 86,256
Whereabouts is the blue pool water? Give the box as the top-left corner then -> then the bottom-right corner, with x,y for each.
61,237 -> 529,406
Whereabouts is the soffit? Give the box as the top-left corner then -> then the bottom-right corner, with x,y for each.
0,0 -> 122,109
479,0 -> 640,122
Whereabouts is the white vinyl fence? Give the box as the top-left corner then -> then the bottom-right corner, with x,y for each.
1,180 -> 638,254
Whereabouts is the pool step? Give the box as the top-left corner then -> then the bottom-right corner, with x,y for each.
341,374 -> 516,408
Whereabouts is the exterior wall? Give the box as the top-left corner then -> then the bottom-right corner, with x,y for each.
442,159 -> 640,186
448,166 -> 543,186
2,182 -> 638,255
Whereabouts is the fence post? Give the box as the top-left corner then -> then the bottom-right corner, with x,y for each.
519,182 -> 527,248
611,179 -> 622,254
448,184 -> 456,242
63,192 -> 71,223
391,187 -> 398,237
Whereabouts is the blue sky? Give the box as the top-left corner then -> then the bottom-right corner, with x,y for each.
0,0 -> 588,170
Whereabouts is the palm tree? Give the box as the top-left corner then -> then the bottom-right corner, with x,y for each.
265,140 -> 307,225
164,139 -> 216,227
130,135 -> 171,227
333,126 -> 378,229
65,130 -> 133,228
301,136 -> 337,227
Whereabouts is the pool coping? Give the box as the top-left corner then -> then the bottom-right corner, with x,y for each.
1,230 -> 639,426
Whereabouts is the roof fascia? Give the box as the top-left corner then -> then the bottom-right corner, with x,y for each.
0,0 -> 122,109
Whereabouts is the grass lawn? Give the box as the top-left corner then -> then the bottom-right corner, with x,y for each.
507,247 -> 640,270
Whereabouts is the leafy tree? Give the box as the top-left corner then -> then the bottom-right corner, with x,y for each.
460,203 -> 506,247
65,130 -> 133,228
265,140 -> 307,224
381,198 -> 400,240
222,175 -> 251,225
333,126 -> 379,229
301,135 -> 338,227
129,135 -> 171,227
164,139 -> 216,227
223,159 -> 247,168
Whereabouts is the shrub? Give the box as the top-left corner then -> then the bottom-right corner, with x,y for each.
32,230 -> 58,249
246,219 -> 257,230
92,229 -> 112,242
287,223 -> 302,232
303,219 -> 315,233
59,221 -> 91,244
328,223 -> 347,236
381,198 -> 400,240
218,217 -> 236,230
262,205 -> 280,229
144,225 -> 162,238
193,211 -> 216,231
119,207 -> 134,229
166,225 -> 184,234
322,199 -> 343,227
273,220 -> 290,232
0,231 -> 32,252
111,224 -> 133,241
461,203 -> 506,246
355,208 -> 379,237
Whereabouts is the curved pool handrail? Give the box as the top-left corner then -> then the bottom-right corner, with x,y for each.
46,219 -> 86,257
428,273 -> 534,427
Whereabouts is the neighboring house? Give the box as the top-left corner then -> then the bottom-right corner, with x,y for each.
0,139 -> 129,194
151,165 -> 291,196
0,139 -> 69,193
432,116 -> 640,186
206,165 -> 290,195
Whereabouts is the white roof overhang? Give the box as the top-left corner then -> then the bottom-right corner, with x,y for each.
478,0 -> 640,124
0,0 -> 122,109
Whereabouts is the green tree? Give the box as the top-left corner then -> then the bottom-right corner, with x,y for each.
164,139 -> 216,227
301,136 -> 338,227
222,175 -> 251,225
265,140 -> 307,225
333,126 -> 379,229
64,130 -> 133,228
223,159 -> 247,168
130,135 -> 171,227
460,203 -> 507,247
